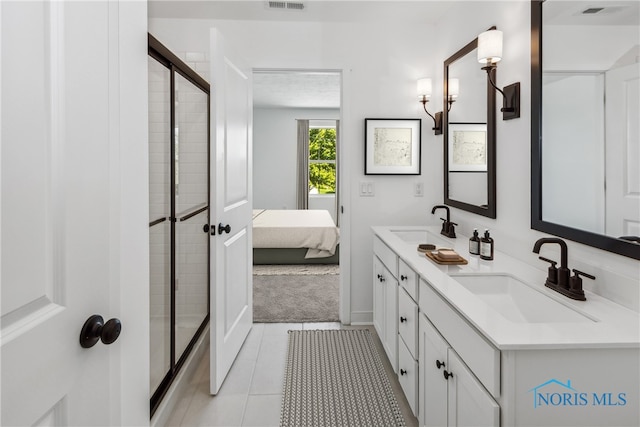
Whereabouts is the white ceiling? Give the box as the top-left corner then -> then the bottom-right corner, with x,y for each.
544,1 -> 640,26
148,1 -> 455,109
148,1 -> 454,24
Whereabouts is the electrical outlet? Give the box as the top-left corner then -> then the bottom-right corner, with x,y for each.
414,182 -> 424,197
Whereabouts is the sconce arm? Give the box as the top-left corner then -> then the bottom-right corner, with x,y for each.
421,99 -> 437,122
420,98 -> 443,135
482,65 -> 515,113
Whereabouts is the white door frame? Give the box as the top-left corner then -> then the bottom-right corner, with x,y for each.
250,67 -> 351,324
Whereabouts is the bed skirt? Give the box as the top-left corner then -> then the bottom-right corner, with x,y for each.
253,245 -> 340,265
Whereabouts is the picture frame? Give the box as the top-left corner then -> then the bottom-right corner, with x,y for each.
364,118 -> 421,175
448,122 -> 488,172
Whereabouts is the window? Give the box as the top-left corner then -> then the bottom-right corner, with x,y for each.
309,127 -> 336,194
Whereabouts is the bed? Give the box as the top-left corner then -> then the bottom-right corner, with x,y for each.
252,209 -> 340,264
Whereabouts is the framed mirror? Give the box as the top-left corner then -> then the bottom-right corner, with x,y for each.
531,1 -> 640,260
444,32 -> 497,218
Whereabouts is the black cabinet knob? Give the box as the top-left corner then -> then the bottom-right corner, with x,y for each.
401,275 -> 408,281
377,274 -> 385,282
218,223 -> 231,234
400,316 -> 407,323
443,370 -> 454,380
400,369 -> 407,376
80,315 -> 121,348
436,360 -> 445,369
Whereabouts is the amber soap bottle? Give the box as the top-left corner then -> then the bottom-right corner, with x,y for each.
480,229 -> 494,260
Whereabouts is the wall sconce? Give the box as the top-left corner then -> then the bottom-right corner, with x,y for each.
477,29 -> 520,120
447,78 -> 459,112
417,78 -> 443,135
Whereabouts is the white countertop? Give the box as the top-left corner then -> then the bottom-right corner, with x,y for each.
372,226 -> 640,351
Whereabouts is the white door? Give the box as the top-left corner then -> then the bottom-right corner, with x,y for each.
1,1 -> 148,426
605,63 -> 640,239
209,28 -> 253,394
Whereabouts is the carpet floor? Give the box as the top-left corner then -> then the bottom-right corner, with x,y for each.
253,265 -> 339,323
280,329 -> 406,426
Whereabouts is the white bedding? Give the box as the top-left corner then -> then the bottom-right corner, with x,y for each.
252,209 -> 340,258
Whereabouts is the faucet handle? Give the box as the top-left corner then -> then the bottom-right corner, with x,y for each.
538,256 -> 558,285
572,269 -> 595,281
568,269 -> 594,301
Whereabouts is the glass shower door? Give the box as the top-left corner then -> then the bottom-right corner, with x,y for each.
148,37 -> 211,416
174,72 -> 209,361
148,57 -> 171,395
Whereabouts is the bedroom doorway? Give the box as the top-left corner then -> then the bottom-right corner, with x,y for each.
252,69 -> 342,323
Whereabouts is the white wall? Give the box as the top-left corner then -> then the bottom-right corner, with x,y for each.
253,107 -> 339,210
150,0 -> 640,320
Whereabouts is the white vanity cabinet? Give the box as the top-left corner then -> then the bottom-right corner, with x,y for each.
373,226 -> 640,427
419,314 -> 499,427
373,236 -> 398,372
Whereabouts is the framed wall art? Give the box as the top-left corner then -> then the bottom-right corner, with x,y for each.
448,122 -> 487,172
364,118 -> 421,175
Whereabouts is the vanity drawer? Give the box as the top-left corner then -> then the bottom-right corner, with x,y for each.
398,259 -> 418,301
420,279 -> 500,398
398,338 -> 418,417
374,236 -> 398,278
398,287 -> 418,360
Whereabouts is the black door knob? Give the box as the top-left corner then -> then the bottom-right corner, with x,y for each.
401,275 -> 408,281
400,316 -> 407,323
400,369 -> 407,376
218,223 -> 231,234
80,315 -> 122,348
436,360 -> 445,369
443,370 -> 454,380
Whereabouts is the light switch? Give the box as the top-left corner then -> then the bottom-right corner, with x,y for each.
360,181 -> 375,197
414,182 -> 424,197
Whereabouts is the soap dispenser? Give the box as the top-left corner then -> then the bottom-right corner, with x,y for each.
469,229 -> 480,255
480,229 -> 494,260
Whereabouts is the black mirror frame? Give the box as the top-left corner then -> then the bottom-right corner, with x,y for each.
443,34 -> 497,219
530,1 -> 640,260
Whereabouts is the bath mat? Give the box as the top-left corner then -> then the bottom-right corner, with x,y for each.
280,329 -> 406,427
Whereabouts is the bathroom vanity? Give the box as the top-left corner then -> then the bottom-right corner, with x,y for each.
372,226 -> 639,427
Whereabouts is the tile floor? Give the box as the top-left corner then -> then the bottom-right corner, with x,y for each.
165,322 -> 418,426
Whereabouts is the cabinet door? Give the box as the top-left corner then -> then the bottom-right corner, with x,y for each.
384,274 -> 399,372
419,315 -> 448,427
447,350 -> 499,427
398,287 -> 418,359
398,339 -> 419,417
373,256 -> 386,343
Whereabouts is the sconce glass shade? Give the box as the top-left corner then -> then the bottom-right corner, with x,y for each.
448,78 -> 459,98
417,78 -> 432,99
477,29 -> 503,64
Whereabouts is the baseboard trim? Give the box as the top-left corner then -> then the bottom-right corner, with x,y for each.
350,310 -> 373,325
151,323 -> 210,427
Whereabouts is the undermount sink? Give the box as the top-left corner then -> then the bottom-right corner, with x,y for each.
390,229 -> 451,247
449,273 -> 596,324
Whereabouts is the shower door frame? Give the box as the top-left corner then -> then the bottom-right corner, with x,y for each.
148,34 -> 211,416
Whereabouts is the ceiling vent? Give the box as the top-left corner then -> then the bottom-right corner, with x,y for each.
266,1 -> 305,11
582,7 -> 605,14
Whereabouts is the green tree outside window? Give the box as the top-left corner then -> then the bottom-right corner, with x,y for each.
309,128 -> 336,194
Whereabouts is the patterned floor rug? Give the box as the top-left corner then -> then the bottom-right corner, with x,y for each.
280,329 -> 406,427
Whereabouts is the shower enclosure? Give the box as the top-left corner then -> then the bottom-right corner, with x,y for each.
148,35 -> 210,415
